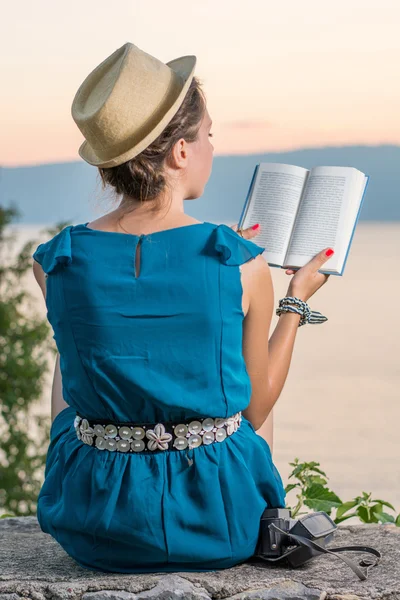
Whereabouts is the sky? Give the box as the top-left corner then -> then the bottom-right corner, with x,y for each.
1,0 -> 399,167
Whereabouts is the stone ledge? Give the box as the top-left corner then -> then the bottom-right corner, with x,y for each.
0,517 -> 399,600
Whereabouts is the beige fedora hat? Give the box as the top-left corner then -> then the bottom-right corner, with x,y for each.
71,42 -> 197,168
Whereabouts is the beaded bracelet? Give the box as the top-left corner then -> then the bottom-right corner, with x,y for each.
276,296 -> 328,327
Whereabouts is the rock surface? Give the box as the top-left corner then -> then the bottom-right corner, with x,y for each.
0,517 -> 399,599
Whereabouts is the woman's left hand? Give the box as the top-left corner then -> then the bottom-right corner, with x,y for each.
229,223 -> 297,276
229,223 -> 261,241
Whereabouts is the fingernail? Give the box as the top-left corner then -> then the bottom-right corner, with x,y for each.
252,224 -> 260,230
325,248 -> 334,257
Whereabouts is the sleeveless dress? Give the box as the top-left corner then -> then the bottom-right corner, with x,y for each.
32,221 -> 286,574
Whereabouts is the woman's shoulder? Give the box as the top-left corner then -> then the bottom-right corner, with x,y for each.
209,223 -> 266,266
31,221 -> 267,274
32,225 -> 74,275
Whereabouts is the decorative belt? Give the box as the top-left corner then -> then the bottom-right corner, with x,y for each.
74,411 -> 242,454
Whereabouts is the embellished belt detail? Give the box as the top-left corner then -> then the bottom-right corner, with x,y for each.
74,412 -> 242,453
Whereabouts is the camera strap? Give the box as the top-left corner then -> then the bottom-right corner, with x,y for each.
267,523 -> 381,581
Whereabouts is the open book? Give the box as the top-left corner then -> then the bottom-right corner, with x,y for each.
238,163 -> 369,276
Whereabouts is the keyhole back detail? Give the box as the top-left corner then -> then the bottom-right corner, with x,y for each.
134,238 -> 143,279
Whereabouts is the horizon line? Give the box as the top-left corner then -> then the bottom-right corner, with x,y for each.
2,142 -> 399,170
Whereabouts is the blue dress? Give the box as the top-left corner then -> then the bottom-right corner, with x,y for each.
32,221 -> 286,574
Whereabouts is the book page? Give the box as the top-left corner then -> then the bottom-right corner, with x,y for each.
240,163 -> 310,266
284,166 -> 366,272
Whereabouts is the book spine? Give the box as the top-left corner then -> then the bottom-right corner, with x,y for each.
238,164 -> 259,230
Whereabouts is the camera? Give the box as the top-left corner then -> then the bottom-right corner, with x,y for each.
251,506 -> 381,580
255,507 -> 297,558
254,507 -> 337,568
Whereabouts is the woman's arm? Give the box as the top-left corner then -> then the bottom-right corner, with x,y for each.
241,255 -> 300,434
33,260 -> 69,424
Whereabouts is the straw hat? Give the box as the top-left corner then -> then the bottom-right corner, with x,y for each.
71,42 -> 197,168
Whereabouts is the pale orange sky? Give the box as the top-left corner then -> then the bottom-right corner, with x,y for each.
1,0 -> 399,167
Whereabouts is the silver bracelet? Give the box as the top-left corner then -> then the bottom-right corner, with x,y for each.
276,296 -> 328,327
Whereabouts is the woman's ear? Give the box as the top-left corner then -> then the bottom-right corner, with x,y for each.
169,137 -> 189,170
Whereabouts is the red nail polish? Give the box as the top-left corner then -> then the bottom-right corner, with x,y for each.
325,248 -> 334,257
252,224 -> 260,230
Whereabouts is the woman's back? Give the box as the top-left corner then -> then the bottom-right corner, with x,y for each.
32,219 -> 286,573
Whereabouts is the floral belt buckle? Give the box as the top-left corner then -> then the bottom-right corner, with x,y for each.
73,412 -> 242,453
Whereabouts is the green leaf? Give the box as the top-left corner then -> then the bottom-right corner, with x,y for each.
289,464 -> 307,478
306,461 -> 319,467
309,466 -> 328,477
334,512 -> 359,524
308,475 -> 327,486
288,461 -> 327,480
377,511 -> 395,524
336,500 -> 358,520
302,462 -> 328,477
303,484 -> 342,513
284,483 -> 298,493
371,499 -> 396,512
357,506 -> 371,523
395,514 -> 400,526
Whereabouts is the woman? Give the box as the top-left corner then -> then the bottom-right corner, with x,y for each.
32,42 -> 333,573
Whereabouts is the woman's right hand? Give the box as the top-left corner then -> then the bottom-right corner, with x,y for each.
285,248 -> 334,303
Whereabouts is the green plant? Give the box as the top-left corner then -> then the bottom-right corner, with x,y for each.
285,458 -> 400,526
0,205 -> 70,517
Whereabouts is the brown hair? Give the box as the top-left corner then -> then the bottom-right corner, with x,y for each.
97,75 -> 207,219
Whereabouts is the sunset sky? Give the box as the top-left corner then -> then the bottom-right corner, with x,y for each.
2,0 -> 399,167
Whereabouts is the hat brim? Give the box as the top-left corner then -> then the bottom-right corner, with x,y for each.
78,55 -> 197,168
